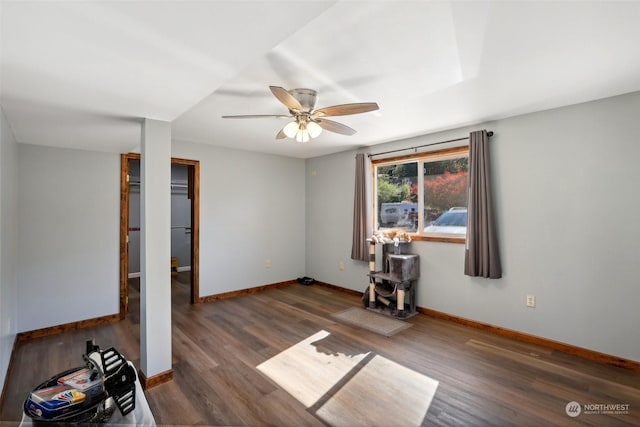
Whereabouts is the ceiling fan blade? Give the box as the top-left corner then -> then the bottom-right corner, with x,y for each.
269,86 -> 303,112
314,118 -> 357,136
276,128 -> 288,139
313,102 -> 379,117
221,114 -> 291,119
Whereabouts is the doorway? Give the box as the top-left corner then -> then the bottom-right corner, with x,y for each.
119,153 -> 200,319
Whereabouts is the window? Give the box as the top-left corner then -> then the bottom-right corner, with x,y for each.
373,146 -> 469,242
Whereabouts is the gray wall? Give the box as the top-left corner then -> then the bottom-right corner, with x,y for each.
17,144 -> 120,331
172,140 -> 306,296
306,91 -> 640,362
0,107 -> 19,395
11,137 -> 305,337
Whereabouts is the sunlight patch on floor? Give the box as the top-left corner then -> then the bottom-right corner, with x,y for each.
257,330 -> 370,408
256,330 -> 439,425
316,354 -> 439,426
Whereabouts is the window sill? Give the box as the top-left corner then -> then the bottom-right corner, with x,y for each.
411,235 -> 465,244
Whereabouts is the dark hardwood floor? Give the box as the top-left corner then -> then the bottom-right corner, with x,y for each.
2,273 -> 639,426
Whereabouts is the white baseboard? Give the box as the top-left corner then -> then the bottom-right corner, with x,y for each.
128,272 -> 141,279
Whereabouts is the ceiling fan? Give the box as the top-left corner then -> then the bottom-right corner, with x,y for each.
222,86 -> 379,142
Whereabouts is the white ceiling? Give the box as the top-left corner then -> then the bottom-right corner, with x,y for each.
2,1 -> 640,159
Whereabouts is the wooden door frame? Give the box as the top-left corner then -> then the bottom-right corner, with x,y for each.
119,153 -> 201,319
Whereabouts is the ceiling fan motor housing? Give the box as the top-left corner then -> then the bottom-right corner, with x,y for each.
288,88 -> 318,112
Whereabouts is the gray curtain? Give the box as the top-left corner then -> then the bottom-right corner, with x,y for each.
351,153 -> 372,261
465,130 -> 502,278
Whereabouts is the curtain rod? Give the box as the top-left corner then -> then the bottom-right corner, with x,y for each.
368,130 -> 493,158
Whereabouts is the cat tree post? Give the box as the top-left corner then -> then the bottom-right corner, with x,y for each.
396,288 -> 406,317
368,239 -> 376,308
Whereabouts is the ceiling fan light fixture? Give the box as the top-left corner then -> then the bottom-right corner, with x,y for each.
296,126 -> 310,143
307,120 -> 322,138
283,120 -> 299,138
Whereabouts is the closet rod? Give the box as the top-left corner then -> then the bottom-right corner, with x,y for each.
128,226 -> 191,232
128,181 -> 188,188
368,130 -> 493,158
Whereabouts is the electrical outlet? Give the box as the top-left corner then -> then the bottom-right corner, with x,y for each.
265,259 -> 271,269
339,261 -> 345,271
526,294 -> 536,308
